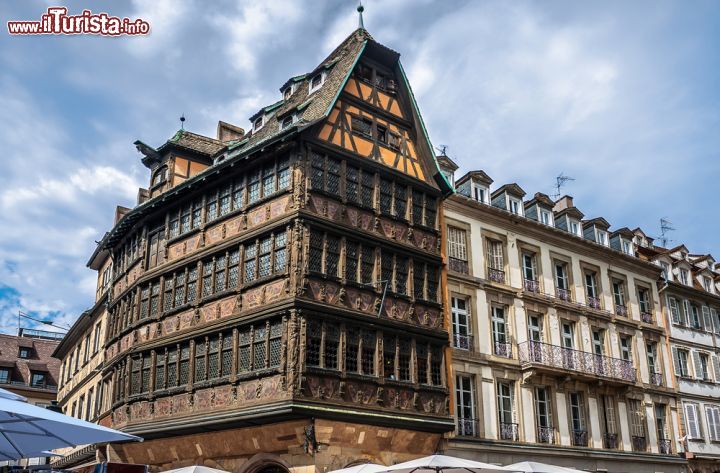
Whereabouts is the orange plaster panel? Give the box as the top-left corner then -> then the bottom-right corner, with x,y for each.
329,107 -> 340,122
175,158 -> 189,177
188,161 -> 208,177
319,124 -> 332,141
389,99 -> 403,118
344,80 -> 360,98
332,130 -> 343,147
359,82 -> 373,100
354,136 -> 373,157
380,148 -> 396,167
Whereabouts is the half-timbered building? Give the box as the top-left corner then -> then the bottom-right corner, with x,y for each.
54,27 -> 453,473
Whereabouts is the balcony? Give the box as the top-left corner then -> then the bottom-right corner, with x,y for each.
556,287 -> 572,302
500,422 -> 519,441
449,257 -> 469,275
603,432 -> 618,449
524,279 -> 540,293
537,426 -> 556,444
649,372 -> 663,386
615,304 -> 628,317
571,429 -> 588,447
456,417 -> 479,437
658,438 -> 672,454
587,295 -> 602,310
632,435 -> 647,452
487,267 -> 506,284
518,341 -> 637,384
494,341 -> 513,358
453,334 -> 474,351
640,312 -> 654,324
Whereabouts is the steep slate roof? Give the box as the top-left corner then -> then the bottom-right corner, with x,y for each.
492,183 -> 526,198
456,171 -> 494,186
157,129 -> 226,157
228,28 -> 371,158
525,192 -> 554,209
0,334 -> 61,387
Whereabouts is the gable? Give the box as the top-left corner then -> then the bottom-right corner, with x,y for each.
316,47 -> 440,187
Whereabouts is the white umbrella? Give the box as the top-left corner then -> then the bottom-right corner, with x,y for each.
379,455 -> 511,473
0,394 -> 141,460
162,467 -> 232,473
503,462 -> 585,473
328,464 -> 387,473
0,388 -> 27,402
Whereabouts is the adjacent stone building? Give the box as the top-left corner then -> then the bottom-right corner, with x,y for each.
55,27 -> 454,473
440,166 -> 687,473
636,242 -> 720,473
0,328 -> 63,467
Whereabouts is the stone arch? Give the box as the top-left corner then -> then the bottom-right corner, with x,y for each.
240,453 -> 292,473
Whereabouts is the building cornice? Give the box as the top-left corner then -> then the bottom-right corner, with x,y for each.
446,195 -> 662,279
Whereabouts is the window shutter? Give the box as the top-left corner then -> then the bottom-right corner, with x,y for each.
706,406 -> 720,441
669,298 -> 680,324
692,350 -> 703,379
712,309 -> 720,334
682,300 -> 690,326
703,306 -> 713,332
685,403 -> 700,439
672,346 -> 681,376
712,354 -> 720,382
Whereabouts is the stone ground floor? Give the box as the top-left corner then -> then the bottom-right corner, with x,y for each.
101,418 -> 442,473
688,456 -> 720,473
447,440 -> 688,473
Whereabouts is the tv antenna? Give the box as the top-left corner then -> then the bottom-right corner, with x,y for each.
658,217 -> 675,248
552,172 -> 575,199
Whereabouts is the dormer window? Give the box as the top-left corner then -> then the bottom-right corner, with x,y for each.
472,182 -> 488,204
280,114 -> 296,130
569,219 -> 582,237
679,268 -> 689,285
309,72 -> 325,93
622,239 -> 633,255
508,197 -> 523,216
703,276 -> 712,293
18,347 -> 31,359
540,209 -> 553,226
253,116 -> 264,132
151,166 -> 167,187
595,229 -> 608,246
660,261 -> 670,279
282,84 -> 295,100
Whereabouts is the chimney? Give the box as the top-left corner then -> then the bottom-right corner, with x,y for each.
553,195 -> 574,212
114,205 -> 131,225
217,121 -> 245,143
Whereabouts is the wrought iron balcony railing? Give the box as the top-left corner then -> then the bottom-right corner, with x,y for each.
587,295 -> 602,310
518,341 -> 637,383
640,312 -> 654,324
632,435 -> 647,452
603,432 -> 618,449
658,438 -> 672,454
649,372 -> 663,386
524,279 -> 540,293
615,304 -> 628,317
487,267 -> 506,284
449,257 -> 469,275
571,429 -> 588,447
537,426 -> 556,444
456,417 -> 479,437
556,287 -> 572,302
494,341 -> 513,358
500,422 -> 519,441
453,334 -> 474,351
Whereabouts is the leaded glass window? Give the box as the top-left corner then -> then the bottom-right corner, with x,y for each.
219,185 -> 231,216
306,320 -> 322,367
309,231 -> 324,273
244,242 -> 257,282
398,339 -> 411,381
139,286 -> 150,320
326,235 -> 340,277
346,165 -> 359,204
248,169 -> 261,204
346,241 -> 359,282
202,260 -> 213,297
269,322 -> 283,367
274,232 -> 287,273
238,329 -> 251,373
179,345 -> 190,385
380,179 -> 392,215
361,171 -> 374,208
149,282 -> 160,317
253,325 -> 267,369
194,340 -> 206,382
394,184 -> 407,219
167,347 -> 177,386
221,333 -> 233,376
325,324 -> 340,370
258,236 -> 272,278
346,327 -> 359,373
208,337 -> 220,379
187,267 -> 198,303
278,157 -> 290,190
154,350 -> 166,390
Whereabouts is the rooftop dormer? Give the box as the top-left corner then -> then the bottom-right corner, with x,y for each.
436,153 -> 459,189
610,227 -> 635,256
524,192 -> 555,226
491,183 -> 526,216
553,195 -> 584,237
135,128 -> 226,201
632,227 -> 654,249
673,258 -> 693,285
582,217 -> 611,246
456,171 -> 493,204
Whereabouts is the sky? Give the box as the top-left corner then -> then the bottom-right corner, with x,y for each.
0,0 -> 719,333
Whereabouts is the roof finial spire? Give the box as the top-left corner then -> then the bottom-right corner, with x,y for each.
357,1 -> 365,30
180,113 -> 186,130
